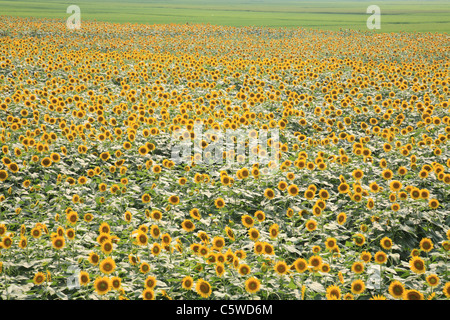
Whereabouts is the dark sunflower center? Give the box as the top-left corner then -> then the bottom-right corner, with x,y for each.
200,283 -> 210,293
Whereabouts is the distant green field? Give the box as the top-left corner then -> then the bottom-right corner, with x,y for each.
0,0 -> 449,32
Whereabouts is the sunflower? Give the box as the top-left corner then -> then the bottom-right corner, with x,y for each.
389,180 -> 402,192
204,253 -> 216,264
123,211 -> 132,222
374,251 -> 387,264
388,280 -> 405,299
137,262 -> 150,274
336,212 -> 347,225
111,276 -> 121,290
442,241 -> 450,252
263,242 -> 274,255
369,182 -> 380,193
264,188 -> 275,199
428,198 -> 439,209
79,271 -> 90,286
238,264 -> 251,276
191,244 -> 201,256
67,211 -> 78,225
135,231 -> 148,246
409,256 -> 426,274
308,255 -> 322,271
152,165 -> 162,174
326,285 -> 341,300
142,288 -> 155,300
304,188 -> 315,200
337,182 -> 350,194
138,145 -> 148,156
224,249 -> 235,264
248,228 -> 260,241
325,237 -> 337,251
351,279 -> 365,295
410,188 -> 421,199
420,189 -> 430,199
410,248 -> 420,257
403,289 -> 424,300
253,241 -> 264,255
197,231 -> 209,244
100,240 -> 114,255
18,237 -> 27,249
78,176 -> 87,185
100,152 -> 110,161
40,156 -> 52,167
353,233 -> 365,246
381,169 -> 393,180
181,276 -> 194,290
97,232 -> 111,245
141,193 -> 151,204
161,233 -> 171,245
168,195 -> 179,205
225,226 -> 235,241
287,184 -> 299,196
418,170 -> 428,179
144,275 -> 157,289
278,180 -> 288,190
343,293 -> 354,300
380,237 -> 393,250
370,295 -> 387,300
0,170 -> 8,181
443,282 -> 450,298
212,236 -> 225,251
286,171 -> 295,180
351,262 -> 365,274
88,252 -> 100,266
214,197 -> 225,208
352,169 -> 364,180
151,243 -> 161,256
312,205 -> 322,217
245,277 -> 261,294
293,258 -> 308,273
321,263 -> 330,273
196,279 -> 212,298
215,263 -> 225,277
241,215 -> 254,228
94,276 -> 111,295
0,224 -> 6,237
419,238 -> 433,252
305,219 -> 317,232
312,245 -> 321,254
269,224 -> 279,238
181,219 -> 195,232
235,249 -> 246,260
84,213 -> 94,223
33,272 -> 46,285
128,254 -> 140,266
425,274 -> 440,287
398,166 -> 407,176
51,236 -> 65,250
318,189 -> 329,200
99,257 -> 116,275
150,210 -> 162,221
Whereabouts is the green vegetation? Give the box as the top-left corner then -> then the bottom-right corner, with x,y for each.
0,0 -> 449,32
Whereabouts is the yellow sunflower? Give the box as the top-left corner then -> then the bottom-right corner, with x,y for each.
245,277 -> 261,294
195,279 -> 212,298
94,276 -> 111,295
99,257 -> 116,275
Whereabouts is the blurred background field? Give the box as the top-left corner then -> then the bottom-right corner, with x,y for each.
0,0 -> 449,33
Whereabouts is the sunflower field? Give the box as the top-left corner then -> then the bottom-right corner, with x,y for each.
0,16 -> 449,300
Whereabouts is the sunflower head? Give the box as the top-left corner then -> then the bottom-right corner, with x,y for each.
245,277 -> 261,294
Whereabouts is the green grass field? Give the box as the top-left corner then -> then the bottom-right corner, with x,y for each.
0,0 -> 449,33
